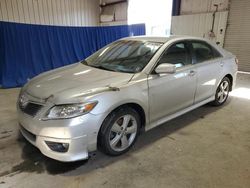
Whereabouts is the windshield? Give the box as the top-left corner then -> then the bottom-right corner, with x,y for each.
83,40 -> 163,73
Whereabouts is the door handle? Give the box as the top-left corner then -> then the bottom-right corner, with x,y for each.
188,70 -> 196,76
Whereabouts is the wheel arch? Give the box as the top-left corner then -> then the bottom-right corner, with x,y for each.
125,103 -> 146,128
100,102 -> 146,129
224,74 -> 233,91
97,102 -> 146,149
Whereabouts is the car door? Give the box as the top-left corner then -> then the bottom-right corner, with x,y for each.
148,41 -> 197,124
190,41 -> 223,103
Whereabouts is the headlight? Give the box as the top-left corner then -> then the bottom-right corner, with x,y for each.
43,102 -> 97,120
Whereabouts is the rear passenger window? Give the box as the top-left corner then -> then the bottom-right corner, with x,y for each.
158,42 -> 192,68
192,42 -> 221,63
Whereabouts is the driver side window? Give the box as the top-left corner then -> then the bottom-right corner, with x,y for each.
158,42 -> 192,68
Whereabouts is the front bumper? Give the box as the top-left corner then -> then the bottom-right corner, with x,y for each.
20,124 -> 88,161
18,108 -> 106,162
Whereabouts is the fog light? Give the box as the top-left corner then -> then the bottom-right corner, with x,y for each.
45,141 -> 69,153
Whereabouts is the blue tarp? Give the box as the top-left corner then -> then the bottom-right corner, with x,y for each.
0,22 -> 145,88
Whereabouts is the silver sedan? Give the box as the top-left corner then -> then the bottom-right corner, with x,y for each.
17,36 -> 238,161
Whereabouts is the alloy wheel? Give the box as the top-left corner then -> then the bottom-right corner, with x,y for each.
109,115 -> 137,152
217,80 -> 230,103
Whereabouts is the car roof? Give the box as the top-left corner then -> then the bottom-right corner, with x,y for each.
121,35 -> 209,43
120,35 -> 231,58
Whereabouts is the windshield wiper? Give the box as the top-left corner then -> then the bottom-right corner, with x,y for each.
81,61 -> 113,71
81,59 -> 88,65
91,65 -> 116,72
82,61 -> 133,73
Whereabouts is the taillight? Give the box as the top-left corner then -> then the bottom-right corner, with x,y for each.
235,58 -> 239,65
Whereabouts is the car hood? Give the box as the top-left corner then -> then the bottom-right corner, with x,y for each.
25,63 -> 134,100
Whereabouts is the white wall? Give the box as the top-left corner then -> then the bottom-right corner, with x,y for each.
100,0 -> 128,25
171,11 -> 228,46
180,0 -> 229,14
171,0 -> 229,46
0,0 -> 99,26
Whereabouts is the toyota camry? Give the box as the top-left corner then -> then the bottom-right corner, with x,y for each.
17,36 -> 238,161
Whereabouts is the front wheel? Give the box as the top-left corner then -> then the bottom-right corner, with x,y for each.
98,106 -> 140,156
211,77 -> 231,106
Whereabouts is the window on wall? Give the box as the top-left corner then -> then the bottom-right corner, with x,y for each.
128,0 -> 173,36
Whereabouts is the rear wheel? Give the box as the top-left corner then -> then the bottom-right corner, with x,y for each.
99,106 -> 140,156
211,77 -> 230,106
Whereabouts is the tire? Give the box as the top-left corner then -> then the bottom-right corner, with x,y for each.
98,106 -> 141,156
210,77 -> 231,106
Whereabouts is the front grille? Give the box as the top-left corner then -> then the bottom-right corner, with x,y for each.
19,102 -> 43,117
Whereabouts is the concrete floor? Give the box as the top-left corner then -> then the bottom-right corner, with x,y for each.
0,73 -> 250,188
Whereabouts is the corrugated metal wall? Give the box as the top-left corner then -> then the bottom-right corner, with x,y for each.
224,0 -> 250,72
0,0 -> 99,26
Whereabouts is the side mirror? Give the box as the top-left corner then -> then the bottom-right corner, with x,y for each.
155,63 -> 176,74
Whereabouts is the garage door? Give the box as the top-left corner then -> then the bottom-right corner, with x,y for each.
224,0 -> 250,72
